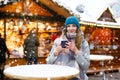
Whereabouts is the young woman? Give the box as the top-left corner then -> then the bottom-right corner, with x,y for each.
46,16 -> 90,80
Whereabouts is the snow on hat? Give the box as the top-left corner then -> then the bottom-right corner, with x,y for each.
65,16 -> 80,28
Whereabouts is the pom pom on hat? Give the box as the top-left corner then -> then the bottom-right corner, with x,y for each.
65,16 -> 80,28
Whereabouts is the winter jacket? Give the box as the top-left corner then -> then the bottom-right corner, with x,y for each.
24,31 -> 39,59
46,36 -> 90,80
0,38 -> 9,63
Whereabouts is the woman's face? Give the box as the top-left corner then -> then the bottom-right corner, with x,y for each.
66,24 -> 77,33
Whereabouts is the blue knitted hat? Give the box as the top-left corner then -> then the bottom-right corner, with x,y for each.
65,16 -> 80,28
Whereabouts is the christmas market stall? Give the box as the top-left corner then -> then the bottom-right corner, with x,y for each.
0,0 -> 71,65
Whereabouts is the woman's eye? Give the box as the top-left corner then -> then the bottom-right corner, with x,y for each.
72,24 -> 76,27
66,25 -> 70,27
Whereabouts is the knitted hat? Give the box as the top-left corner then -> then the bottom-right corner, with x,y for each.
65,16 -> 80,28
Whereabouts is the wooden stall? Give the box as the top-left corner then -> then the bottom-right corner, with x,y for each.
81,10 -> 120,73
0,0 -> 70,70
0,0 -> 71,58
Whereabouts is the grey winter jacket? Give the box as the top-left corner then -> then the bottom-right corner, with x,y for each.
46,36 -> 90,80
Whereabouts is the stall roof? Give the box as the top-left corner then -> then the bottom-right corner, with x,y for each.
0,0 -> 71,21
53,0 -> 120,27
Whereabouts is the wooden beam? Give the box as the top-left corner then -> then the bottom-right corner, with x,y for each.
39,0 -> 71,18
